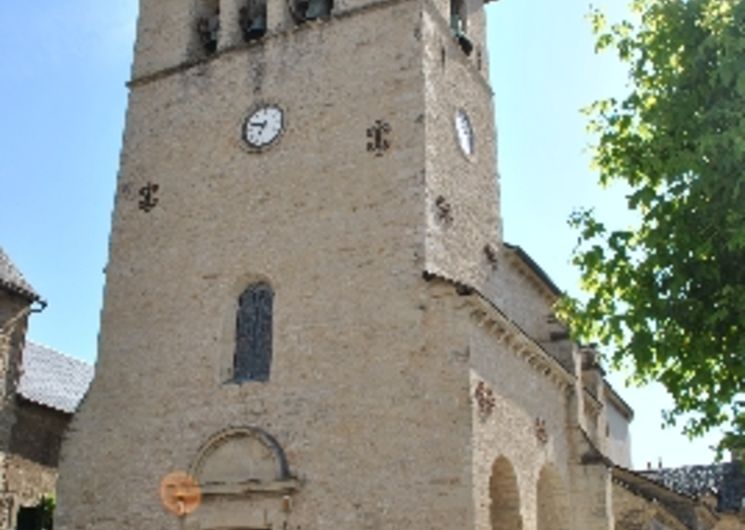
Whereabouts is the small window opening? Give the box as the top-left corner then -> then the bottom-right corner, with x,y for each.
290,0 -> 333,23
16,505 -> 45,530
450,0 -> 473,56
441,46 -> 447,68
477,48 -> 482,70
240,0 -> 267,42
197,0 -> 221,55
233,282 -> 274,383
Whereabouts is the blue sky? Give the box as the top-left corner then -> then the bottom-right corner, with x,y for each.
0,1 -> 722,467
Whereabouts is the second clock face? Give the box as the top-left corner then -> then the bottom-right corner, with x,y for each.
454,109 -> 474,157
243,105 -> 284,149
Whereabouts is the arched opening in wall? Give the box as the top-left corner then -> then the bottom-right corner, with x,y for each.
536,465 -> 570,530
489,457 -> 523,530
195,0 -> 221,56
449,0 -> 473,56
239,0 -> 267,42
289,0 -> 333,24
233,282 -> 274,383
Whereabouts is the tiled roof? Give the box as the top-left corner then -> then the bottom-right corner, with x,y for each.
0,247 -> 41,302
641,463 -> 745,513
17,342 -> 94,414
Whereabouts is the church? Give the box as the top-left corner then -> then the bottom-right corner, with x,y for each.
44,0 -> 745,529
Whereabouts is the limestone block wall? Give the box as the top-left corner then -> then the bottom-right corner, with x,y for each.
422,1 -> 502,289
0,292 -> 28,436
422,285 -> 615,530
602,391 -> 632,468
714,516 -> 745,530
4,456 -> 57,518
57,4 -> 479,529
612,482 -> 688,530
9,401 -> 69,469
466,309 -> 575,530
482,257 -> 554,345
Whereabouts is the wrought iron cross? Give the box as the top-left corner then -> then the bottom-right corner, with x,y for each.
138,182 -> 160,212
366,120 -> 391,157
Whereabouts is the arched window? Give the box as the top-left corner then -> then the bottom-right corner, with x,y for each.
234,283 -> 273,382
450,0 -> 473,56
489,457 -> 523,530
240,0 -> 267,42
196,0 -> 220,56
536,465 -> 570,530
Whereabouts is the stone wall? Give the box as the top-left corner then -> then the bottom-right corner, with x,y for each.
10,401 -> 69,469
0,291 -> 30,530
57,2 -> 483,528
612,481 -> 689,530
422,0 -> 502,289
0,292 -> 29,450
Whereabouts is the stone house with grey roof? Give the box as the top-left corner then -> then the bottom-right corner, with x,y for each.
0,248 -> 92,530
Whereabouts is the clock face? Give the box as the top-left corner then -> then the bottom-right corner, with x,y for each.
454,109 -> 474,156
243,105 -> 284,149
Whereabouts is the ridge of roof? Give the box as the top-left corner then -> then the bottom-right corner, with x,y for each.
504,243 -> 563,298
0,247 -> 41,303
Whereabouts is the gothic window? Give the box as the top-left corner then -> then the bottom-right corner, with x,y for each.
233,283 -> 273,382
196,0 -> 221,55
240,0 -> 267,42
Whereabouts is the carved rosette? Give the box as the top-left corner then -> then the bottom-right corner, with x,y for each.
474,380 -> 496,418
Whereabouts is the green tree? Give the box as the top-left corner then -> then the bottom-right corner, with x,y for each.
560,0 -> 745,456
40,495 -> 55,530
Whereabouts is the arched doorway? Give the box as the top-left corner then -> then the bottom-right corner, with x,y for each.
536,465 -> 570,530
489,457 -> 523,530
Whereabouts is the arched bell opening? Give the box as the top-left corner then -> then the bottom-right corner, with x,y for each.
239,0 -> 267,42
289,0 -> 333,24
195,0 -> 221,56
489,456 -> 523,530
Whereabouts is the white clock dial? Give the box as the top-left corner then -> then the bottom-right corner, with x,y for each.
243,105 -> 284,149
454,109 -> 474,156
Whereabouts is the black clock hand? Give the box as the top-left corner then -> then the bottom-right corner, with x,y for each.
250,121 -> 267,129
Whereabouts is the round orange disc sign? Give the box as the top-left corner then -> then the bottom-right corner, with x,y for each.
159,471 -> 202,516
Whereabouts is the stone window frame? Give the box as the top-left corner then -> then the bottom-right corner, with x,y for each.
230,281 -> 274,384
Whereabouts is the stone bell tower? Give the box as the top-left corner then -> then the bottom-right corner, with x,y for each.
56,0 -> 502,527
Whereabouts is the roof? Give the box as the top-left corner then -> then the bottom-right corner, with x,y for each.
641,463 -> 745,513
504,243 -> 563,298
612,466 -> 712,530
17,342 -> 94,414
0,247 -> 41,302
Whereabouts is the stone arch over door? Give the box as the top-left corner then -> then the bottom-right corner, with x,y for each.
184,427 -> 299,530
489,456 -> 523,530
536,464 -> 570,530
190,426 -> 293,487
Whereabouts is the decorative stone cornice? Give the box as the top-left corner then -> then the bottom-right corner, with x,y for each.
423,271 -> 575,392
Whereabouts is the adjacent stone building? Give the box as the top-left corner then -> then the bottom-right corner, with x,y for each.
0,249 -> 93,530
46,1 -> 745,530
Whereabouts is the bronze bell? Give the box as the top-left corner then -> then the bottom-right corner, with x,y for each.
305,0 -> 331,20
457,31 -> 473,56
244,13 -> 267,41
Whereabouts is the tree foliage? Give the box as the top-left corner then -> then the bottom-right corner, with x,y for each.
560,0 -> 745,455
